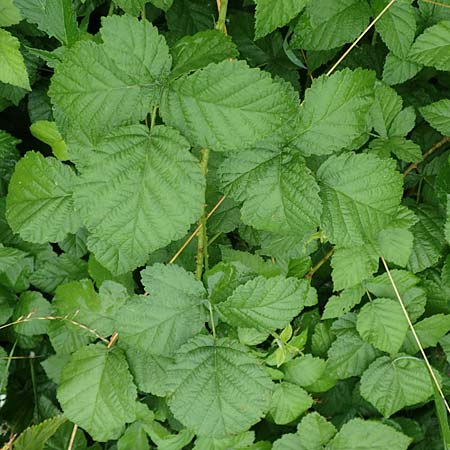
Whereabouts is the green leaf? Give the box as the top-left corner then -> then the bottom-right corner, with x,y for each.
30,253 -> 88,293
49,15 -> 171,132
382,52 -> 422,86
30,120 -> 68,161
113,0 -> 148,15
357,298 -> 408,354
331,245 -> 379,291
217,275 -> 316,332
6,152 -> 81,243
193,431 -> 256,450
372,0 -> 416,59
294,69 -> 376,156
295,413 -> 336,450
13,291 -> 52,336
59,228 -> 88,258
291,0 -> 371,51
57,344 -> 137,441
219,148 -> 322,235
360,355 -> 436,417
378,227 -> 414,267
317,153 -> 403,247
13,0 -> 79,46
13,415 -> 67,450
322,285 -> 365,319
327,418 -> 411,449
269,382 -> 313,425
327,333 -> 379,379
117,422 -> 149,450
73,125 -> 204,274
403,314 -> 450,354
0,28 -> 30,90
170,30 -> 239,78
160,60 -> 298,152
166,0 -> 216,37
408,206 -> 445,273
420,99 -> 450,136
282,354 -> 326,387
167,335 -> 273,438
0,129 -> 20,195
0,0 -> 21,27
254,0 -> 307,39
409,20 -> 450,71
117,264 -> 206,355
0,245 -> 33,292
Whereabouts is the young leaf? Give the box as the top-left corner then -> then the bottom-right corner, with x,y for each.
117,264 -> 206,355
269,382 -> 313,425
409,20 -> 450,71
322,285 -> 365,319
167,335 -> 273,438
294,69 -> 376,156
0,28 -> 30,90
113,0 -> 149,15
160,60 -> 298,152
170,30 -> 239,78
356,298 -> 408,355
296,412 -> 336,450
327,418 -> 411,449
49,15 -> 171,132
360,355 -> 436,417
372,0 -> 416,59
217,275 -> 316,332
219,148 -> 322,235
6,152 -> 81,243
327,333 -> 379,379
73,125 -> 205,274
317,153 -> 403,247
382,52 -> 422,86
282,354 -> 326,387
57,344 -> 137,441
254,0 -> 307,39
420,99 -> 450,136
13,0 -> 79,47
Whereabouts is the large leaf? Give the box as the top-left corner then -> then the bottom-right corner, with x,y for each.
219,146 -> 321,235
356,298 -> 408,354
49,14 -> 171,132
360,355 -> 435,417
73,125 -> 204,274
294,69 -> 375,156
160,59 -> 298,152
167,335 -> 273,437
327,418 -> 411,449
14,0 -> 79,46
117,264 -> 206,355
254,0 -> 307,38
57,344 -> 137,441
6,152 -> 81,243
291,0 -> 371,51
217,275 -> 316,332
372,0 -> 416,58
420,99 -> 450,136
0,28 -> 30,90
317,153 -> 403,247
409,20 -> 450,71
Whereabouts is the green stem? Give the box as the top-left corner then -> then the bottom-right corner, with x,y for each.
30,355 -> 39,422
305,248 -> 334,279
141,5 -> 146,20
208,301 -> 216,339
195,148 -> 210,280
215,0 -> 229,34
107,1 -> 115,16
150,106 -> 158,129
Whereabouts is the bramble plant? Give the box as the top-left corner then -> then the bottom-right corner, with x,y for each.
1,0 -> 450,448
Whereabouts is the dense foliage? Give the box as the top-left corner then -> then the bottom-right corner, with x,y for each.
1,0 -> 450,448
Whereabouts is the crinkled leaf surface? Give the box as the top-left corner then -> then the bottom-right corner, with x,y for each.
57,344 -> 137,441
6,151 -> 81,243
360,356 -> 435,417
218,275 -> 316,332
294,69 -> 375,156
117,264 -> 206,355
167,335 -> 273,437
160,60 -> 298,152
317,153 -> 403,247
49,14 -> 171,132
73,125 -> 204,274
219,146 -> 321,235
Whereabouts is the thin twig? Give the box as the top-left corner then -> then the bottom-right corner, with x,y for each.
326,0 -> 397,76
1,433 -> 16,450
305,248 -> 334,279
403,136 -> 450,177
67,424 -> 78,450
381,257 -> 450,414
168,195 -> 226,265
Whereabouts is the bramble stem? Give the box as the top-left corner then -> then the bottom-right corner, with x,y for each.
216,0 -> 229,34
305,248 -> 334,279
